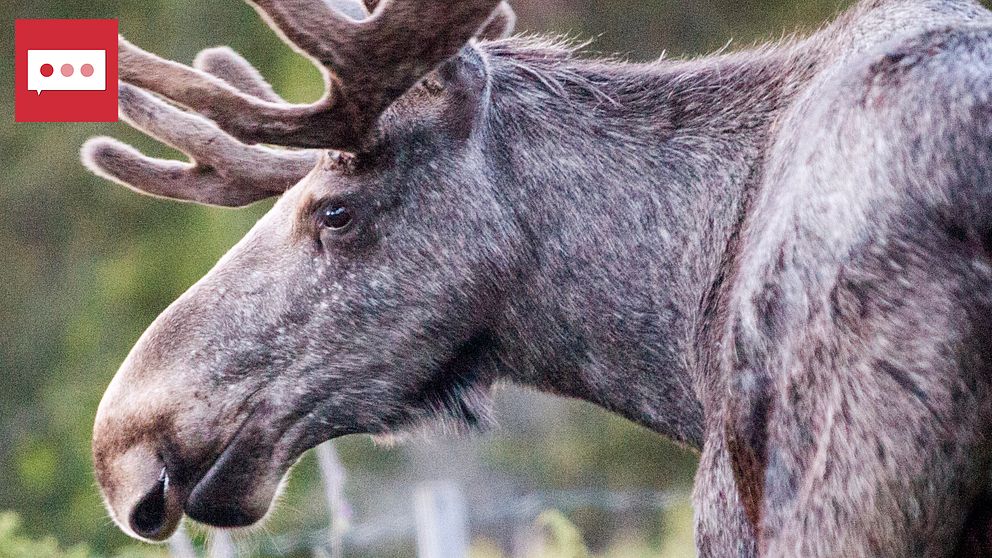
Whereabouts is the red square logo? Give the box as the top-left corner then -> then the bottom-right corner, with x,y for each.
15,19 -> 118,122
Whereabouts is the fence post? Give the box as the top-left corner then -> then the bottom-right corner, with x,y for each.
209,530 -> 235,558
167,523 -> 197,558
413,481 -> 470,558
315,441 -> 349,558
511,520 -> 544,558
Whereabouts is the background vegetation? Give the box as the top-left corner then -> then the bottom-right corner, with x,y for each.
2,0 -> 977,555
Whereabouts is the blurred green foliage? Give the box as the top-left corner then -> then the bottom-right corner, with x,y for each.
0,513 -> 92,558
3,0 -> 988,555
0,513 -> 165,558
534,511 -> 593,558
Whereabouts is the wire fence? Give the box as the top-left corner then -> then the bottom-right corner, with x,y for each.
168,442 -> 688,558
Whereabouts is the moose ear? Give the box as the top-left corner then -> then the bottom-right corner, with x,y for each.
327,0 -> 369,20
477,1 -> 516,40
432,47 -> 492,142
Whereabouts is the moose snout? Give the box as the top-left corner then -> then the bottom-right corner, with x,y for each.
92,271 -> 299,541
93,358 -> 287,542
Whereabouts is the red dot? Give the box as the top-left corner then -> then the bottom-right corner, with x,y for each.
80,64 -> 94,77
40,63 -> 53,77
60,64 -> 74,77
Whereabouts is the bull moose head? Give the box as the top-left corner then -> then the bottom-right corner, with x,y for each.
84,0 -> 526,540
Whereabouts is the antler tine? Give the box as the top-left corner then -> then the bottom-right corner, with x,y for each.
83,50 -> 319,207
193,46 -> 286,103
117,0 -> 504,150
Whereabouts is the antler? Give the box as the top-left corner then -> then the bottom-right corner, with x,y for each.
83,0 -> 515,206
82,47 -> 320,207
115,0 -> 511,150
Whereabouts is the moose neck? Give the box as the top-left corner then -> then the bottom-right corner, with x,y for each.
482,41 -> 808,448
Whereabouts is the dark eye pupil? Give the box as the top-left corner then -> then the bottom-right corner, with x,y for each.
319,205 -> 352,229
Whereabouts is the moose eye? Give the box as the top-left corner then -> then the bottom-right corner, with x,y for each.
317,203 -> 353,230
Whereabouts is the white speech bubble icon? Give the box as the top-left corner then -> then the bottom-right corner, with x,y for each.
27,49 -> 107,95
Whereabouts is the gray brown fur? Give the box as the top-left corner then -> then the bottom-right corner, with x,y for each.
82,0 -> 992,555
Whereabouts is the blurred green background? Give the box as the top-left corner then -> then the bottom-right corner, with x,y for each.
0,0 -> 973,556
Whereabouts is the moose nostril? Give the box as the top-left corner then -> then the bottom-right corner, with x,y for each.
129,468 -> 169,539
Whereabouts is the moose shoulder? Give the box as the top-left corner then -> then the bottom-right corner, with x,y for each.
81,0 -> 992,555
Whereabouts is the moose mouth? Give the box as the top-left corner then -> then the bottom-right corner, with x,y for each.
129,406 -> 299,540
182,414 -> 277,528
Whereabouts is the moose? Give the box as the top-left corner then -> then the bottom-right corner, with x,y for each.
82,0 -> 992,555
